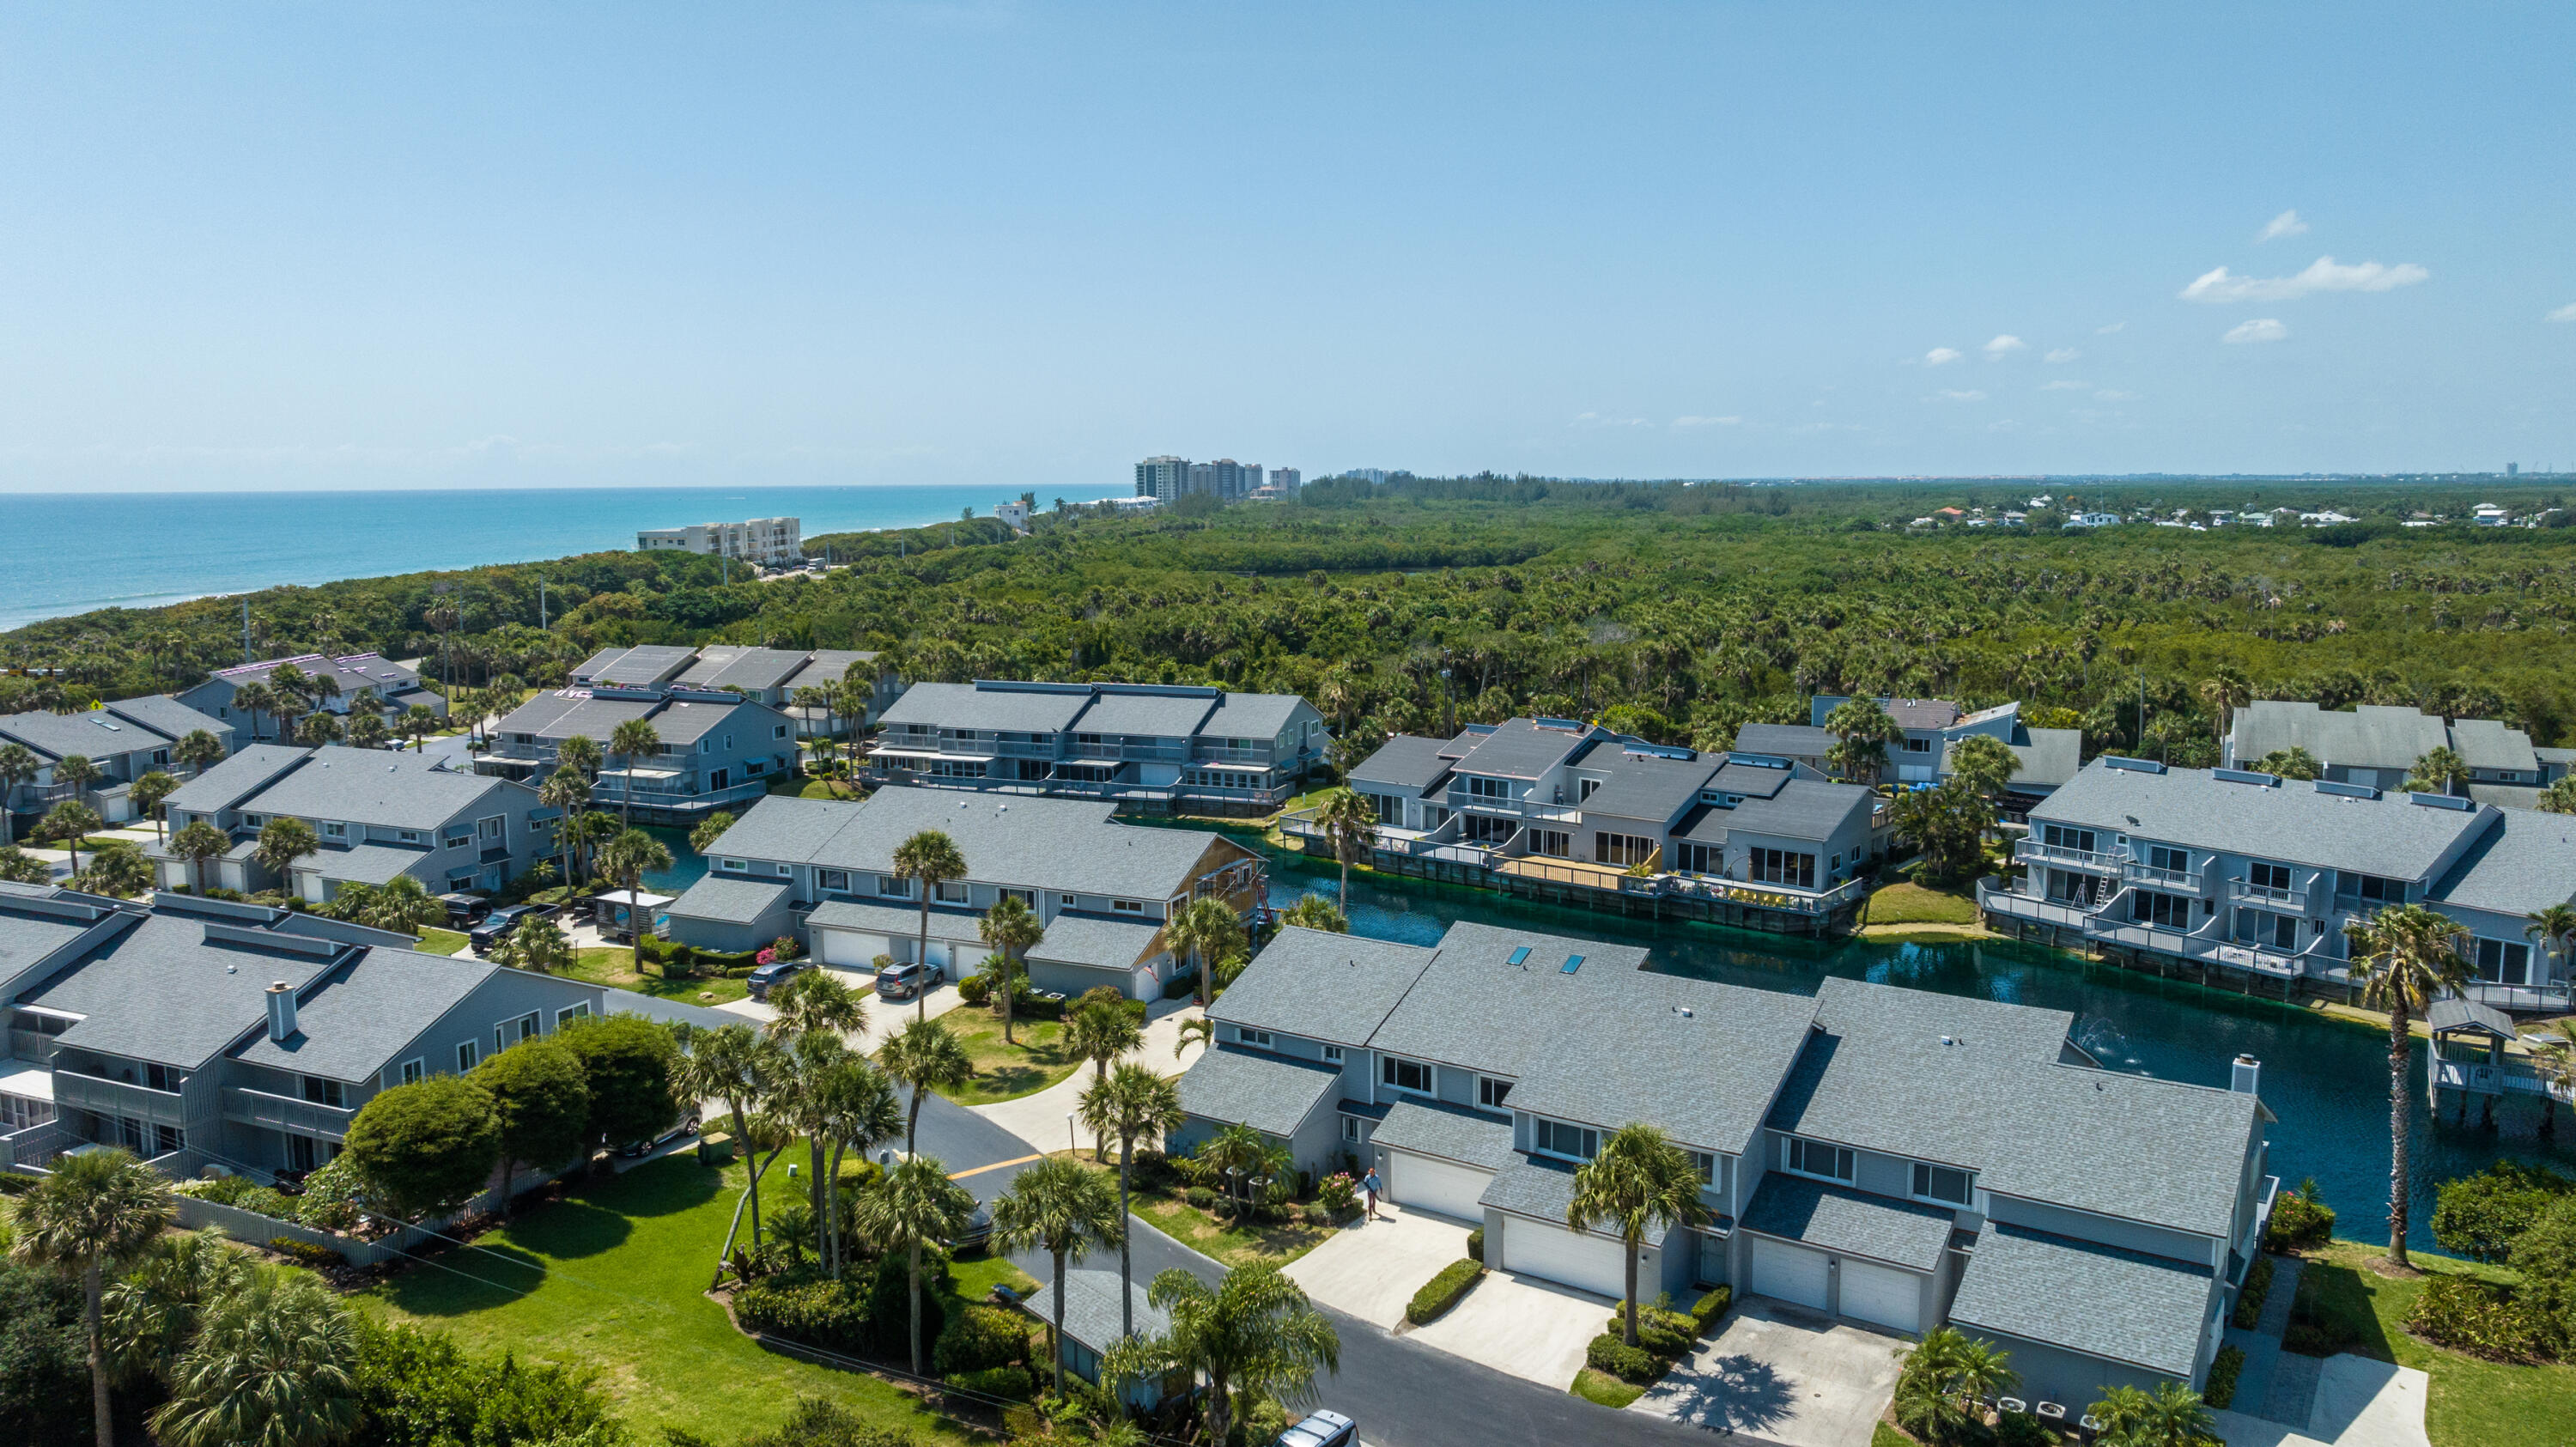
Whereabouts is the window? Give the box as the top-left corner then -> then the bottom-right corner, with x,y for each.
1321,1044 -> 1343,1063
936,881 -> 970,904
2130,890 -> 2191,927
1912,1162 -> 1972,1205
1687,1150 -> 1716,1186
1595,832 -> 1656,868
556,1002 -> 592,1029
2040,824 -> 2098,854
322,821 -> 345,839
1902,737 -> 1931,753
819,870 -> 849,892
2336,871 -> 2403,904
444,830 -> 473,849
143,1063 -> 184,1092
457,1041 -> 479,1072
1785,1137 -> 1855,1182
503,1011 -> 542,1046
1341,1116 -> 1364,1142
155,1123 -> 185,1156
774,724 -> 788,739
879,875 -> 914,898
1238,1028 -> 1274,1049
479,817 -> 505,842
1531,830 -> 1571,858
2146,844 -> 2189,873
399,830 -> 422,844
1381,1057 -> 1433,1095
1112,898 -> 1145,915
1368,793 -> 1403,824
301,1076 -> 345,1108
2476,938 -> 2532,986
1464,775 -> 1510,800
1748,848 -> 1817,889
242,814 -> 264,829
720,858 -> 749,873
1536,1119 -> 1598,1160
1675,842 -> 1719,875
1479,1077 -> 1513,1110
2250,860 -> 2293,893
398,1059 -> 424,1086
1579,778 -> 1601,801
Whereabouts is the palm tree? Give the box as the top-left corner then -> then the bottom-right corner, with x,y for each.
1893,1327 -> 2019,1443
1943,733 -> 2018,805
360,874 -> 446,934
1164,896 -> 1245,1010
54,753 -> 102,807
7,1146 -> 175,1447
2527,903 -> 2576,998
812,1051 -> 902,1277
0,742 -> 40,844
599,828 -> 673,968
42,799 -> 104,877
769,969 -> 877,1261
1199,1122 -> 1291,1225
2197,666 -> 2251,752
1079,1062 -> 1185,1339
560,809 -> 617,889
492,914 -> 575,974
1276,893 -> 1348,933
1567,1122 -> 1712,1347
689,810 -> 738,854
978,892 -> 1042,1043
76,841 -> 154,899
232,680 -> 279,744
2254,745 -> 2322,781
399,704 -> 438,752
671,1020 -> 781,1278
105,1229 -> 246,1389
774,964 -> 868,1039
554,733 -> 603,781
0,845 -> 51,885
2540,776 -> 2576,815
295,712 -> 345,747
172,728 -> 228,776
345,710 -> 390,751
538,769 -> 592,886
2342,903 -> 2471,1269
1313,787 -> 1378,909
150,1267 -> 361,1447
1822,696 -> 1902,785
2520,1030 -> 2575,1141
875,1017 -> 973,1152
988,1156 -> 1126,1397
851,1155 -> 976,1379
1112,1266 -> 1340,1447
1067,994 -> 1144,1091
170,819 -> 232,896
2403,745 -> 2470,796
2086,1381 -> 2216,1447
129,769 -> 180,843
893,830 -> 967,1021
252,816 -> 320,889
607,718 -> 662,827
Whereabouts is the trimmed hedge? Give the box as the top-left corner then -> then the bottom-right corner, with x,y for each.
2232,1255 -> 2275,1328
957,975 -> 991,1006
1585,1333 -> 1666,1385
1465,1226 -> 1484,1263
733,1277 -> 872,1355
1406,1259 -> 1484,1326
933,1304 -> 1028,1376
2406,1274 -> 2555,1363
1605,1306 -> 1698,1359
1690,1286 -> 1733,1334
2203,1344 -> 2246,1409
943,1365 -> 1035,1402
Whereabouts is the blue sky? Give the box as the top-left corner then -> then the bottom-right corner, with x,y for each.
0,2 -> 2567,491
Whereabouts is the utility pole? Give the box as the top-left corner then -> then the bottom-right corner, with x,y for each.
241,599 -> 251,666
539,581 -> 549,632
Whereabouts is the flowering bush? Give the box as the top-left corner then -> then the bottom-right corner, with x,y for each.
756,948 -> 777,965
1317,1172 -> 1358,1213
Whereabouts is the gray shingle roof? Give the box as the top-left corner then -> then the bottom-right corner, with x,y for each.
1025,913 -> 1164,971
1946,1222 -> 2214,1377
2231,702 -> 2450,774
1506,969 -> 1821,1158
165,745 -> 312,815
1704,758 -> 1799,799
497,693 -> 655,742
307,844 -> 434,887
677,648 -> 813,693
1176,1044 -> 1341,1137
780,650 -> 881,692
0,893 -> 110,992
1719,779 -> 1874,843
633,697 -> 775,748
803,898 -> 987,943
232,946 -> 499,1082
2451,718 -> 2540,774
1770,978 -> 2261,1237
701,797 -> 852,863
101,695 -> 229,743
2001,727 -> 2084,790
1198,693 -> 1308,740
224,746 -> 520,831
28,914 -> 343,1069
1071,690 -> 1219,739
1019,1268 -> 1171,1353
1365,921 -> 1653,1076
1737,1175 -> 1953,1272
2467,784 -> 2547,811
1371,1098 -> 1517,1170
1209,927 -> 1437,1046
1452,719 -> 1594,781
667,876 -> 792,925
2427,997 -> 2516,1038
1886,699 -> 1962,731
0,705 -> 179,759
880,682 -> 1091,734
1346,735 -> 1455,797
1479,1154 -> 1659,1245
2033,759 -> 2492,882
1732,724 -> 1832,758
1576,754 -> 1718,826
2431,807 -> 2576,917
589,645 -> 699,686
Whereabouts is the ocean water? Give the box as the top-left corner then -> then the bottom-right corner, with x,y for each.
0,484 -> 1073,632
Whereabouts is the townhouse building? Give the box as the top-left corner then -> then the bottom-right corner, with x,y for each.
483,686 -> 799,823
1981,756 -> 2576,1013
568,643 -> 901,738
177,654 -> 444,743
150,745 -> 556,900
2223,700 -> 2573,808
0,884 -> 723,1183
667,786 -> 1264,1000
1176,920 -> 2272,1407
861,680 -> 1328,813
1801,696 -> 2086,813
0,694 -> 234,828
635,516 -> 803,568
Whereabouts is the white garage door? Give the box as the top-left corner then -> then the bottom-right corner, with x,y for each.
1503,1217 -> 1627,1298
1387,1150 -> 1490,1223
1750,1237 -> 1830,1310
1838,1259 -> 1922,1334
818,929 -> 889,969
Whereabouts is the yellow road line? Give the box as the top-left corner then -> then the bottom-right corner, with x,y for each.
950,1152 -> 1044,1181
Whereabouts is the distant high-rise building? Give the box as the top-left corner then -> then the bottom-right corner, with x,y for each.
1344,468 -> 1390,485
1135,455 -> 1268,501
1271,467 -> 1301,494
1136,455 -> 1188,501
2507,462 -> 2520,477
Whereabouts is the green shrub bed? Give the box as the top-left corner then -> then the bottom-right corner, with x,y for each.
1406,1259 -> 1483,1326
1585,1333 -> 1666,1385
2406,1274 -> 2557,1363
1690,1285 -> 1733,1335
2233,1255 -> 2275,1328
2268,1184 -> 2336,1251
2204,1343 -> 2246,1408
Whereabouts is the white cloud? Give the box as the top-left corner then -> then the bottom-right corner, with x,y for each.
2040,380 -> 2091,391
2096,321 -> 2126,334
1923,347 -> 1965,366
1982,334 -> 2027,358
2180,255 -> 2429,303
1929,389 -> 1988,402
1570,410 -> 1650,429
2223,318 -> 2288,344
2093,389 -> 2141,402
2549,302 -> 2576,324
2257,210 -> 2309,243
1671,416 -> 1742,429
2044,347 -> 2080,364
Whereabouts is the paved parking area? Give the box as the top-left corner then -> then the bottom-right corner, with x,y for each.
1630,1298 -> 1904,1447
1285,1201 -> 1473,1329
1406,1268 -> 1613,1389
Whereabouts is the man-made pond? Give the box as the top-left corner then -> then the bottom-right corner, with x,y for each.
1263,858 -> 2573,1252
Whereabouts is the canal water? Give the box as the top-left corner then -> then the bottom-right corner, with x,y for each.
1264,858 -> 2573,1253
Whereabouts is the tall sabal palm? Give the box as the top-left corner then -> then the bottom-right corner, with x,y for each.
231,680 -> 279,744
2527,903 -> 2576,996
1109,1266 -> 1340,1447
400,704 -> 438,752
876,1016 -> 973,1152
978,892 -> 1042,1042
688,810 -> 738,854
988,1155 -> 1126,1397
1277,894 -> 1348,933
2342,903 -> 2471,1269
169,820 -> 232,896
128,770 -> 180,845
1943,733 -> 2018,805
769,970 -> 872,1266
2198,666 -> 2251,752
538,769 -> 592,885
1079,1062 -> 1186,1339
1313,787 -> 1378,909
2086,1381 -> 2216,1447
600,829 -> 673,967
361,874 -> 446,934
1199,1122 -> 1291,1225
150,1266 -> 361,1447
105,1229 -> 247,1390
555,733 -> 604,781
54,752 -> 102,806
252,816 -> 320,886
7,1146 -> 175,1447
0,742 -> 40,844
893,830 -> 966,1021
1822,696 -> 1902,785
2404,745 -> 2470,797
1567,1122 -> 1712,1347
42,799 -> 104,877
851,1155 -> 976,1379
1067,995 -> 1144,1091
1165,896 -> 1246,1010
607,718 -> 662,827
812,1051 -> 902,1276
172,728 -> 228,775
671,1020 -> 782,1276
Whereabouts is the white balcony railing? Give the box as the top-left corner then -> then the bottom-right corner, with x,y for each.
222,1086 -> 359,1141
2014,839 -> 2126,871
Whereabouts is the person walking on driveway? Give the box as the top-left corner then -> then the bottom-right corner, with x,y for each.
1362,1165 -> 1382,1221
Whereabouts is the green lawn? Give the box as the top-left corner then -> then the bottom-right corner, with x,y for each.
415,927 -> 471,956
356,1153 -> 971,1444
1871,1423 -> 1917,1447
1571,1367 -> 1645,1408
1858,882 -> 1980,926
565,944 -> 750,1005
1039,1152 -> 1334,1269
934,1010 -> 1083,1105
2287,1241 -> 2576,1447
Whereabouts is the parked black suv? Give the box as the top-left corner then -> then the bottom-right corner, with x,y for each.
470,902 -> 558,954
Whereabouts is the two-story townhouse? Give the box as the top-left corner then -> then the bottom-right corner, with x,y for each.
0,884 -> 726,1181
483,687 -> 798,823
572,644 -> 899,737
2221,700 -> 2556,800
1173,920 -> 2273,1407
0,694 -> 234,827
666,787 -> 1265,999
1985,756 -> 2576,1012
1804,695 -> 2083,809
177,654 -> 443,743
864,681 -> 1328,812
149,745 -> 556,898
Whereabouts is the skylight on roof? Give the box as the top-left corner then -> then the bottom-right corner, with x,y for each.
1506,946 -> 1531,967
1561,954 -> 1584,974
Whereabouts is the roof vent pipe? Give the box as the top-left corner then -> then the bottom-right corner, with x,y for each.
2231,1055 -> 2262,1097
265,981 -> 298,1043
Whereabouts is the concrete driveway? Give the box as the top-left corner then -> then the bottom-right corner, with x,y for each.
1631,1298 -> 1904,1447
972,999 -> 1206,1153
1285,1201 -> 1473,1329
1407,1268 -> 1613,1389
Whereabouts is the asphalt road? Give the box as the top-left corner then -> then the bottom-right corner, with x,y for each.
909,1091 -> 1765,1447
